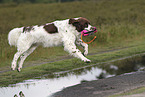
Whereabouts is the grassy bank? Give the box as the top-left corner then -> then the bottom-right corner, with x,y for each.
0,0 -> 145,86
1,43 -> 145,87
110,87 -> 145,97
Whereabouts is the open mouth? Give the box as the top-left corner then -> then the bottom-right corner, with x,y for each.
81,27 -> 97,36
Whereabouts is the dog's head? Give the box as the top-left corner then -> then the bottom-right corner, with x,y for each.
69,17 -> 95,32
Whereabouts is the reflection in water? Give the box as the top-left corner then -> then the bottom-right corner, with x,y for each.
1,55 -> 145,97
14,91 -> 25,97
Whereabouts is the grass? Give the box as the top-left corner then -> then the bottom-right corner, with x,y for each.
110,87 -> 145,97
1,43 -> 145,86
0,0 -> 145,86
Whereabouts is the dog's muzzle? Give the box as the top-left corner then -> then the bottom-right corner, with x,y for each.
81,27 -> 97,36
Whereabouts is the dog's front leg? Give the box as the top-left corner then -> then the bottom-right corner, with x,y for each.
63,40 -> 91,62
76,39 -> 88,56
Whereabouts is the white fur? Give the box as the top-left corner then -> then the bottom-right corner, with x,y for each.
8,18 -> 92,71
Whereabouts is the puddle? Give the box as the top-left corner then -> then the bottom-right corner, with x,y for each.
1,55 -> 145,97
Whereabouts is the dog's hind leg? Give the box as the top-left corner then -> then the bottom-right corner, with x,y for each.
17,44 -> 38,72
11,51 -> 25,71
11,35 -> 34,71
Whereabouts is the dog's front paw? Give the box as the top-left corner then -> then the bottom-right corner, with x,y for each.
83,50 -> 88,56
17,68 -> 22,72
83,58 -> 91,63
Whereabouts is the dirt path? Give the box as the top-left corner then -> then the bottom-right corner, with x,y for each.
53,71 -> 145,97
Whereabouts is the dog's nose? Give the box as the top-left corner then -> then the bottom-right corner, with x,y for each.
91,27 -> 96,31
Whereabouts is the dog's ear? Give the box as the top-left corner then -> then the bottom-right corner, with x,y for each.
69,18 -> 77,24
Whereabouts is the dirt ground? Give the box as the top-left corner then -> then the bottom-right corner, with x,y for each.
53,71 -> 145,97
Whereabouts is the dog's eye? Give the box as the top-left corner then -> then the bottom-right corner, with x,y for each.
84,23 -> 88,27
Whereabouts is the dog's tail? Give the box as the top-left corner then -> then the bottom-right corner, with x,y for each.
8,27 -> 23,47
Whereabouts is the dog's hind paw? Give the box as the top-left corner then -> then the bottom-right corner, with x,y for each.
11,63 -> 17,71
17,68 -> 21,72
11,66 -> 16,71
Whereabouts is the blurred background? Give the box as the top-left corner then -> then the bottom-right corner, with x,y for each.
0,0 -> 90,4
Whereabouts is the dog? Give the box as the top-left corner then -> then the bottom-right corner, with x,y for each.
8,17 -> 96,72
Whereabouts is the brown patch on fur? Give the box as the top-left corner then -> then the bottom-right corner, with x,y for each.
69,17 -> 90,32
43,23 -> 58,34
79,17 -> 90,24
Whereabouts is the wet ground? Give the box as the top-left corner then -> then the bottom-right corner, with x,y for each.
1,54 -> 145,97
53,70 -> 145,97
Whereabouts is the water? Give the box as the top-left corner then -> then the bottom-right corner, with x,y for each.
1,55 -> 145,97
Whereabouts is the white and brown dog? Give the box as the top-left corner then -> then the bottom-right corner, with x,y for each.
8,17 -> 96,72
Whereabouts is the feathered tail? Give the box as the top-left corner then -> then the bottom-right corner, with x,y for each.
8,27 -> 23,47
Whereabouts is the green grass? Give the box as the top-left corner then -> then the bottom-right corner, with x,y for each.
1,43 -> 145,87
0,0 -> 145,86
110,87 -> 145,97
